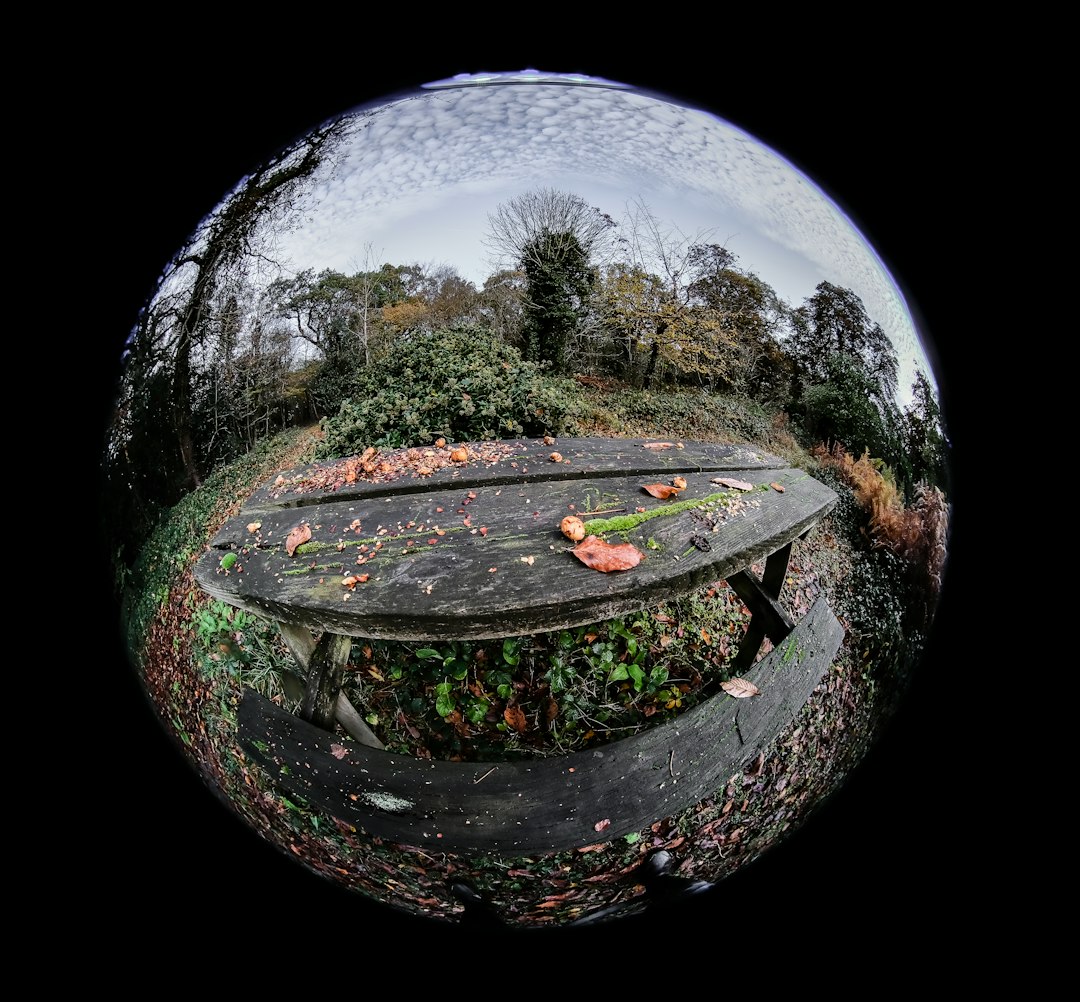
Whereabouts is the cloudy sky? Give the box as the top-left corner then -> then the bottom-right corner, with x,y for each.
272,70 -> 932,406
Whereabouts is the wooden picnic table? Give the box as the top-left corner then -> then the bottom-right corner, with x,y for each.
195,436 -> 838,734
194,435 -> 845,854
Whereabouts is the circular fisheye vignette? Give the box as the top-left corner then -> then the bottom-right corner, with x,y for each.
110,69 -> 950,927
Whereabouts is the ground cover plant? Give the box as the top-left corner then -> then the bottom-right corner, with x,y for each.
123,380 -> 947,927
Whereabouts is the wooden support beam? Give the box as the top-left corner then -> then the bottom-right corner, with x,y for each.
276,621 -> 382,748
728,542 -> 795,672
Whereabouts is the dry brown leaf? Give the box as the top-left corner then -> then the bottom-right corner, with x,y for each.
571,535 -> 643,573
246,521 -> 262,533
643,442 -> 674,450
450,447 -> 468,462
549,452 -> 563,463
721,677 -> 761,698
593,818 -> 611,832
330,743 -> 348,760
672,476 -> 687,490
712,477 -> 754,491
435,438 -> 446,448
285,523 -> 311,556
643,483 -> 681,500
504,705 -> 527,733
770,482 -> 786,492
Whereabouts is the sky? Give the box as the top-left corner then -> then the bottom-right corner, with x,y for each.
266,70 -> 933,407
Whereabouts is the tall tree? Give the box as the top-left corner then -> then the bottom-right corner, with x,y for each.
485,188 -> 614,372
788,281 -> 899,407
121,114 -> 351,490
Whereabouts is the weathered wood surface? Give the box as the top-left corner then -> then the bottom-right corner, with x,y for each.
195,437 -> 836,641
238,594 -> 845,855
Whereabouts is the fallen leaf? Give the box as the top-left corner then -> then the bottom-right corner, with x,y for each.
246,521 -> 262,533
450,447 -> 468,462
643,442 -> 674,450
520,555 -> 535,565
770,482 -> 786,492
285,523 -> 311,556
330,743 -> 348,760
435,438 -> 446,448
571,535 -> 643,572
341,575 -> 360,589
721,677 -> 761,698
712,477 -> 754,491
672,476 -> 687,490
543,435 -> 556,446
504,705 -> 527,733
643,483 -> 681,499
594,818 -> 611,832
549,452 -> 563,463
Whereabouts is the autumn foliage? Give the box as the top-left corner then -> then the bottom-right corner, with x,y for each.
814,443 -> 949,598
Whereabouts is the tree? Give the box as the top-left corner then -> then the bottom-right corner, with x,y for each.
902,369 -> 948,491
381,262 -> 479,336
685,243 -> 789,400
788,281 -> 899,407
270,258 -> 410,414
601,202 -> 738,390
114,113 -> 351,493
485,188 -> 615,372
476,269 -> 526,351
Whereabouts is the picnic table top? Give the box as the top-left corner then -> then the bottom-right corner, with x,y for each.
193,436 -> 838,641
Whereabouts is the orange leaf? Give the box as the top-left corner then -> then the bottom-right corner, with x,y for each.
571,535 -> 643,573
672,476 -> 687,489
504,705 -> 527,733
721,677 -> 761,698
770,482 -> 786,492
642,483 -> 681,500
712,477 -> 754,491
285,523 -> 311,556
642,442 -> 674,450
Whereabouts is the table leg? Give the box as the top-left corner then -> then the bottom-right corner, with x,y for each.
276,623 -> 383,747
727,541 -> 796,673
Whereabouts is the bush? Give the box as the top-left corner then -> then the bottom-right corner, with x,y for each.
317,326 -> 586,457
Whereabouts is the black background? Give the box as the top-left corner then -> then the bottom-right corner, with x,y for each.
85,43 -> 973,951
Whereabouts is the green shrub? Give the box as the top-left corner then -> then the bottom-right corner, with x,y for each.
317,326 -> 585,457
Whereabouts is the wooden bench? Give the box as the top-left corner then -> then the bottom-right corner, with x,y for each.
238,593 -> 842,853
194,436 -> 844,850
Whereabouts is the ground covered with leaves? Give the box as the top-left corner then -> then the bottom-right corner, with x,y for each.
130,406 -> 933,928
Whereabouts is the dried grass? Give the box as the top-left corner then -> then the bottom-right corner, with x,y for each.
813,443 -> 950,600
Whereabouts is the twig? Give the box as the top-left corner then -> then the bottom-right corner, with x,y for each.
473,767 -> 497,785
668,749 -> 675,778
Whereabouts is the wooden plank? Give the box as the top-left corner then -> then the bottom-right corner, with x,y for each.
195,460 -> 836,641
240,438 -> 789,513
238,594 -> 844,855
